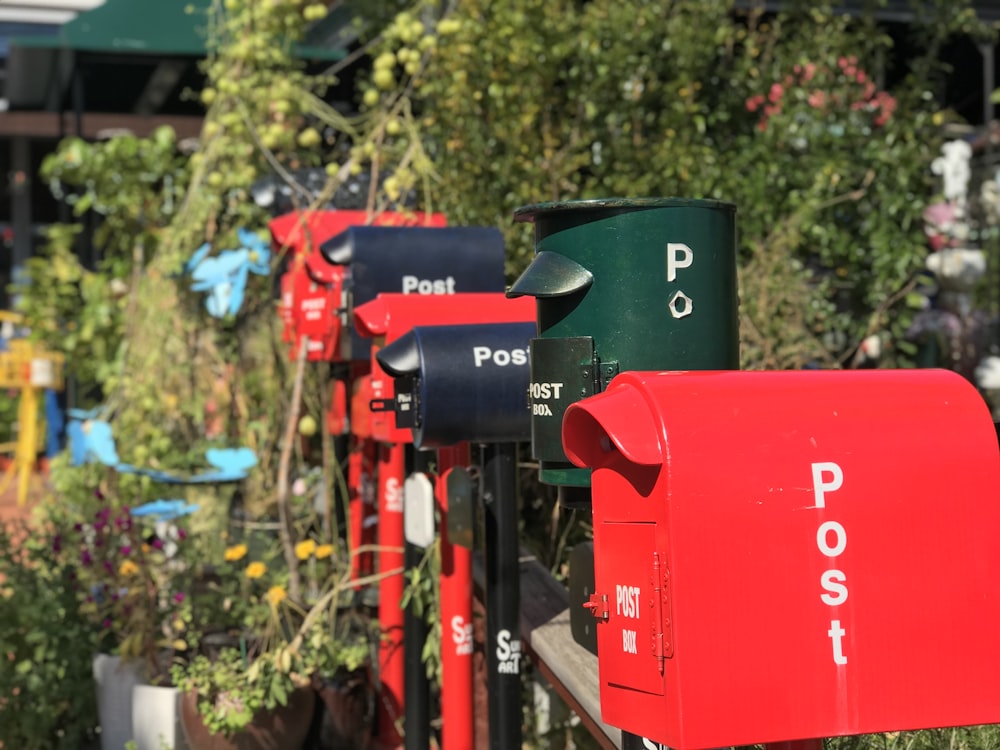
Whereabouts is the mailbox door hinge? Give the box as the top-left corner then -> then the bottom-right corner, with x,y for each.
650,552 -> 674,672
583,592 -> 609,621
598,360 -> 619,390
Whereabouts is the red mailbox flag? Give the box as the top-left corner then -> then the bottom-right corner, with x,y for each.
563,369 -> 1000,750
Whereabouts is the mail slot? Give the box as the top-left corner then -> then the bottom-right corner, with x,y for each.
561,368 -> 1000,749
322,226 -> 506,361
353,293 -> 535,444
508,198 -> 737,487
375,322 -> 536,449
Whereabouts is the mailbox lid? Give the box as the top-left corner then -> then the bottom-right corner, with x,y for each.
564,369 -> 1000,747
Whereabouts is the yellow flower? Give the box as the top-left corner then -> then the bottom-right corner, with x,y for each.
119,560 -> 139,577
224,544 -> 248,562
315,544 -> 333,560
266,586 -> 287,607
294,539 -> 317,560
245,561 -> 267,579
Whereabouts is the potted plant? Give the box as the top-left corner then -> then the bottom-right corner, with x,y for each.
169,520 -> 375,750
55,490 -> 197,750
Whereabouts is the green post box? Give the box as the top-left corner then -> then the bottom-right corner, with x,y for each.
508,197 -> 738,489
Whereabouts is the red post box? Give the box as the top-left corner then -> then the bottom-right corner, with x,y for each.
353,293 -> 536,444
562,369 -> 1000,750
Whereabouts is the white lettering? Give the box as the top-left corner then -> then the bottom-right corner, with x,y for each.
820,570 -> 849,606
817,521 -> 847,558
385,477 -> 403,514
532,403 -> 553,416
642,739 -> 668,750
473,346 -> 491,367
615,584 -> 641,619
667,242 -> 694,282
496,629 -> 521,674
473,347 -> 530,368
402,275 -> 457,295
622,629 -> 637,654
811,461 -> 843,508
451,615 -> 473,656
529,382 -> 564,400
828,619 -> 848,665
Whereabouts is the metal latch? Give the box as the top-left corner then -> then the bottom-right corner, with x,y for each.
583,592 -> 609,621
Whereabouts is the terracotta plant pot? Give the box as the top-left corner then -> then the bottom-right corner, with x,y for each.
178,687 -> 315,750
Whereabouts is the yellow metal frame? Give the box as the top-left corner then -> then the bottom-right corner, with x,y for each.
0,312 -> 65,505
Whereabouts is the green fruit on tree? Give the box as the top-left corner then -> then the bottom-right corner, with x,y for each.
297,127 -> 322,148
363,88 -> 380,108
298,415 -> 318,436
385,119 -> 402,136
373,69 -> 395,91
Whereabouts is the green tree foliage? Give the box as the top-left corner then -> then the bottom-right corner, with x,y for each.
404,0 -> 989,368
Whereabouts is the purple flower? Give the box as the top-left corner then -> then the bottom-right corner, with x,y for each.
96,507 -> 110,520
102,618 -> 112,629
73,523 -> 83,532
177,529 -> 187,541
151,539 -> 164,550
103,561 -> 113,574
94,538 -> 104,548
51,535 -> 62,553
173,592 -> 185,604
81,550 -> 92,566
94,488 -> 105,500
120,545 -> 132,557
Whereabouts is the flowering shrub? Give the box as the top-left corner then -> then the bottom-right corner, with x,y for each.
62,495 -> 192,677
746,56 -> 896,135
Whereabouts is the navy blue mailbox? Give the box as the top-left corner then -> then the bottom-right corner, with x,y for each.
375,322 -> 536,448
376,320 -> 534,750
320,226 -> 506,361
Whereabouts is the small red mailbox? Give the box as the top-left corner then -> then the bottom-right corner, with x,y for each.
353,293 -> 536,444
562,369 -> 1000,749
293,266 -> 343,362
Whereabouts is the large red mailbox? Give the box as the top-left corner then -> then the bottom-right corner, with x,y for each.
562,369 -> 1000,749
353,293 -> 536,444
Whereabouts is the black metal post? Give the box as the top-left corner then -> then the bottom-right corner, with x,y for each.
481,441 -> 521,750
404,447 -> 431,750
403,541 -> 430,750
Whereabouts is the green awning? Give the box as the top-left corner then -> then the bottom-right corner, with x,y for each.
5,0 -> 348,114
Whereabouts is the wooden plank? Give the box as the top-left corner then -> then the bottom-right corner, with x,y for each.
0,111 -> 203,139
475,550 -> 622,749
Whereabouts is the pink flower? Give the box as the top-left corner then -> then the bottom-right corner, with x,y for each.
838,56 -> 848,68
808,91 -> 826,108
177,528 -> 187,541
745,95 -> 765,112
768,83 -> 784,103
757,119 -> 768,132
173,592 -> 185,604
855,71 -> 867,84
803,63 -> 816,82
845,66 -> 857,77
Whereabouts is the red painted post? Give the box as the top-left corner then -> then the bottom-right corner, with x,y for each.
436,443 -> 474,750
376,441 -> 406,749
348,436 -> 377,582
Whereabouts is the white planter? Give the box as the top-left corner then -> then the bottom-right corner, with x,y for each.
132,684 -> 188,750
926,247 -> 986,292
92,653 -> 145,750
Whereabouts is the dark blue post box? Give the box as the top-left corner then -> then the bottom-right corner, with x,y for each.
320,226 -> 506,361
375,322 -> 536,448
